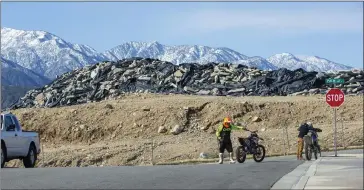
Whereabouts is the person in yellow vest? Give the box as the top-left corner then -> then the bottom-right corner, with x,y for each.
216,117 -> 248,164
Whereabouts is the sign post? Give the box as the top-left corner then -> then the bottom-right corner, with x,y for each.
325,79 -> 345,157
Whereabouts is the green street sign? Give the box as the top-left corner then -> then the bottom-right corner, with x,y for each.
325,78 -> 345,84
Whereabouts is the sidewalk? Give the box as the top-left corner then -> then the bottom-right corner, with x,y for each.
271,153 -> 363,189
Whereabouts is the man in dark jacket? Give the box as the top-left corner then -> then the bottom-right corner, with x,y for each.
297,122 -> 313,160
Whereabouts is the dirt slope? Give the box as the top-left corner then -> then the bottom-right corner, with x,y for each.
6,94 -> 363,167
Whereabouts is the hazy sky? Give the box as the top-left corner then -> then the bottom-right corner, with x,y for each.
1,2 -> 363,68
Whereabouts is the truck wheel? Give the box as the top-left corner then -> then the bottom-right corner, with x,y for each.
1,143 -> 6,168
23,144 -> 37,168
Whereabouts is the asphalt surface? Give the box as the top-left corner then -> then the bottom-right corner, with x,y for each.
1,155 -> 303,189
1,149 -> 361,189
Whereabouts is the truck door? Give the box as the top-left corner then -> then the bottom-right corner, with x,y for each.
12,115 -> 28,156
3,115 -> 22,156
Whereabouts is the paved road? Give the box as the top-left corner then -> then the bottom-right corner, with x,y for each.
1,149 -> 361,189
1,156 -> 302,189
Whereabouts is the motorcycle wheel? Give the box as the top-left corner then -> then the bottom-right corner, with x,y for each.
253,145 -> 266,162
317,145 -> 322,157
314,146 -> 318,160
305,144 -> 312,161
236,146 -> 247,163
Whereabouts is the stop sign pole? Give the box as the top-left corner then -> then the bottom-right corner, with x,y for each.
325,79 -> 345,157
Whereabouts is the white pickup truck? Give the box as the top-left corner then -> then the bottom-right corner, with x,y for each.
1,112 -> 41,168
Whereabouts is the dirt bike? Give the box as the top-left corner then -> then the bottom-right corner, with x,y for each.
235,130 -> 266,163
303,129 -> 322,160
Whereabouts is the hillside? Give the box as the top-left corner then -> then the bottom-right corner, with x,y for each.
1,57 -> 51,87
1,85 -> 35,109
6,94 -> 363,167
1,57 -> 51,109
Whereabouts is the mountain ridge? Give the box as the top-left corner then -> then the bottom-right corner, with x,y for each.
1,27 -> 108,79
1,56 -> 52,109
1,27 -> 355,81
1,56 -> 51,87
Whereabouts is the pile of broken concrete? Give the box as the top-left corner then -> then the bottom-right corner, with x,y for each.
10,57 -> 364,109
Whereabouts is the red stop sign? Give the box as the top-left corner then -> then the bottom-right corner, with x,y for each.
326,88 -> 345,107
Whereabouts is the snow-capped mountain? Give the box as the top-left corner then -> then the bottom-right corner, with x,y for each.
104,42 -> 353,72
1,27 -> 355,82
267,53 -> 353,72
234,56 -> 278,70
1,27 -> 108,79
1,56 -> 51,87
103,41 -> 249,65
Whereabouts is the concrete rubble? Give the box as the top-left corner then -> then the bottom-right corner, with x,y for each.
10,58 -> 364,109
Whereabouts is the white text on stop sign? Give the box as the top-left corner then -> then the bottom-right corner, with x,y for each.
327,94 -> 344,102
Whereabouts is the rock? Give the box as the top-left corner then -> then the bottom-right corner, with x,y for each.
142,107 -> 150,111
183,107 -> 191,110
316,72 -> 325,78
197,90 -> 211,95
171,125 -> 184,135
291,91 -> 307,96
183,86 -> 198,93
158,126 -> 167,133
138,76 -> 151,81
200,123 -> 211,130
352,86 -> 364,93
123,69 -> 136,76
104,104 -> 114,109
112,68 -> 124,75
90,67 -> 100,79
212,88 -> 221,96
241,76 -> 248,82
261,128 -> 266,132
34,93 -> 45,106
227,88 -> 246,95
241,101 -> 249,105
174,70 -> 183,77
9,57 -> 364,110
347,82 -> 360,88
252,116 -> 262,122
309,88 -> 319,94
199,152 -> 208,159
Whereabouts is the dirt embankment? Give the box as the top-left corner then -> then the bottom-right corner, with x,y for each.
6,94 -> 363,167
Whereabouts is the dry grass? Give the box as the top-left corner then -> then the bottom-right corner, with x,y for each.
6,94 -> 363,168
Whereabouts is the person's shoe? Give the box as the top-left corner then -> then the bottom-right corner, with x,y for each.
218,153 -> 223,164
229,152 -> 235,164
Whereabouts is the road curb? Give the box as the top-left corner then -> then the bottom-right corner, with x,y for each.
322,153 -> 363,158
292,158 -> 321,190
271,158 -> 321,190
